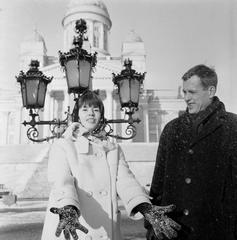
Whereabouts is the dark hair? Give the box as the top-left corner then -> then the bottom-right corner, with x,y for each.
182,64 -> 218,89
72,90 -> 105,130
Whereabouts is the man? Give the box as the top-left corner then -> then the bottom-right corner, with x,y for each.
147,64 -> 237,239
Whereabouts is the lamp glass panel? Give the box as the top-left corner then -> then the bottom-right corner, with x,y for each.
37,81 -> 47,108
79,60 -> 91,89
119,79 -> 130,104
26,78 -> 39,107
130,79 -> 140,104
21,82 -> 27,107
65,59 -> 79,89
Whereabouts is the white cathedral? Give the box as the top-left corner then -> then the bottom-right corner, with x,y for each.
0,0 -> 185,145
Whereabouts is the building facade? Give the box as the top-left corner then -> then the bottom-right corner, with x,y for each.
0,0 -> 185,145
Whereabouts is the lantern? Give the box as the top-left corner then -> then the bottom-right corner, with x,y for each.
59,19 -> 97,95
16,60 -> 53,109
113,59 -> 145,111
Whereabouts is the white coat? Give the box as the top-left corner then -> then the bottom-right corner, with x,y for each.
41,136 -> 150,240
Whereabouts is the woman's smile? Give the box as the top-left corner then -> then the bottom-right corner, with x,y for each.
78,104 -> 101,131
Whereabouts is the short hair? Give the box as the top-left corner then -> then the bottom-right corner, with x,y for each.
72,90 -> 105,123
182,64 -> 218,89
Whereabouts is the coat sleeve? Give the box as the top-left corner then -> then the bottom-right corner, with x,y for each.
47,139 -> 80,209
149,123 -> 170,206
228,115 -> 237,206
116,145 -> 150,219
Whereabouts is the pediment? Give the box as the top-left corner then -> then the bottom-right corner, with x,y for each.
94,58 -> 122,79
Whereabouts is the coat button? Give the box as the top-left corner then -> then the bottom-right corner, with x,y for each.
87,191 -> 93,197
100,190 -> 108,196
185,177 -> 191,184
183,209 -> 189,216
188,149 -> 194,154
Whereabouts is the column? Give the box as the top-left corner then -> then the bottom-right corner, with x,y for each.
104,89 -> 113,120
42,91 -> 52,139
14,108 -> 22,144
100,23 -> 104,50
20,108 -> 29,144
143,104 -> 149,143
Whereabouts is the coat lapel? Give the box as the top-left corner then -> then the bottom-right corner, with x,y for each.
189,100 -> 226,147
190,118 -> 223,147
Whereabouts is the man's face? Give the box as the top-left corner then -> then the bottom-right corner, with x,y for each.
183,75 -> 214,114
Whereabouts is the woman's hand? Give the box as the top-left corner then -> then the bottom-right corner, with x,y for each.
50,205 -> 88,240
63,122 -> 80,140
63,122 -> 89,140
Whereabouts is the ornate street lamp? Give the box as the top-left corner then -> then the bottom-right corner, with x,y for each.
59,19 -> 97,96
16,60 -> 70,142
113,59 -> 144,111
16,19 -> 145,142
104,59 -> 145,140
17,60 -> 52,109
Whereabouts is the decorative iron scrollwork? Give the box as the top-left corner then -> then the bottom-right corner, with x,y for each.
23,108 -> 70,142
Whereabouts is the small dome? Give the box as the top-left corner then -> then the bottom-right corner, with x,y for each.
24,29 -> 45,43
124,30 -> 143,43
23,29 -> 47,51
67,0 -> 110,19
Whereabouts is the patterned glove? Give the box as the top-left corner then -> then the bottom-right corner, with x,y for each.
136,203 -> 181,239
50,205 -> 88,240
146,225 -> 157,240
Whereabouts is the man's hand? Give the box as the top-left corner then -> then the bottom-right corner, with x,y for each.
144,204 -> 181,239
50,205 -> 88,240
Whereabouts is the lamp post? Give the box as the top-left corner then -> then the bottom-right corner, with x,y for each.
16,19 -> 145,142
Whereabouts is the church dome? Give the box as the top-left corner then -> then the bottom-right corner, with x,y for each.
124,30 -> 143,43
62,0 -> 111,55
66,0 -> 110,21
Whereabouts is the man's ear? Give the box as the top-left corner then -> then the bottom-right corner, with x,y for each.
208,86 -> 216,98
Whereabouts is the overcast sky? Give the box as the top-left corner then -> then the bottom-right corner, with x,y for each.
0,0 -> 234,95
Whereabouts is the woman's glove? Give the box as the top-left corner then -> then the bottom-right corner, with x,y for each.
50,205 -> 88,240
146,225 -> 157,240
135,203 -> 181,239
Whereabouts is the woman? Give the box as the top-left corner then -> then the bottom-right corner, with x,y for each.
41,91 -> 180,240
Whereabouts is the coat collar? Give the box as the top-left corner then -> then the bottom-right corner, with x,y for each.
73,135 -> 116,153
183,97 -> 227,147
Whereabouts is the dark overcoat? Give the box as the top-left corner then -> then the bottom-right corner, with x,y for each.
150,97 -> 237,240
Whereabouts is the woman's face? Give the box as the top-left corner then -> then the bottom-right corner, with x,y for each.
78,104 -> 101,132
